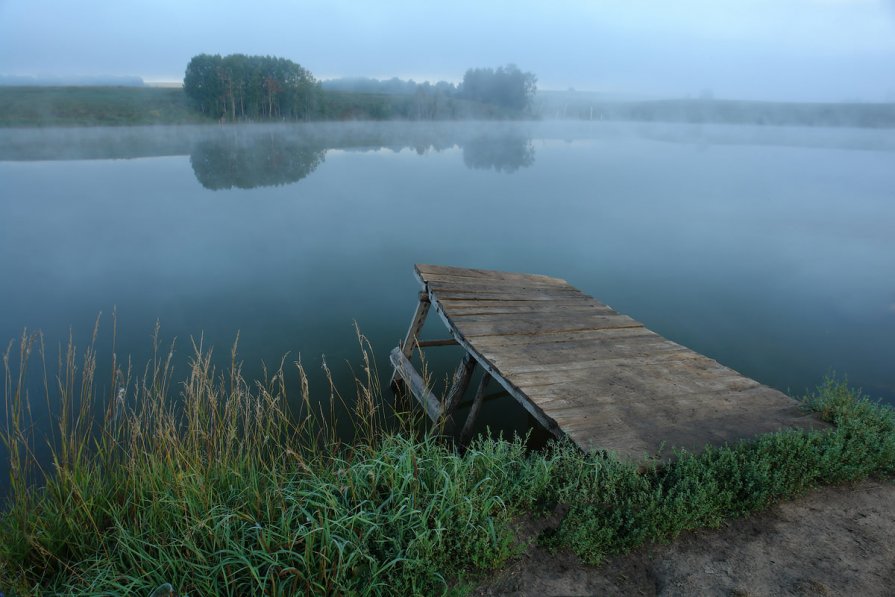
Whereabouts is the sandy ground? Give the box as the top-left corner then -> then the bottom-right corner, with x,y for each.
474,479 -> 895,597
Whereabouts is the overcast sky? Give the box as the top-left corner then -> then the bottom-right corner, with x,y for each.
1,0 -> 894,101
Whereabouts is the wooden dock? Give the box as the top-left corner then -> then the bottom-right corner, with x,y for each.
391,264 -> 823,461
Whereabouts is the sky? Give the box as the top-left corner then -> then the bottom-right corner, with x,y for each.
1,0 -> 894,101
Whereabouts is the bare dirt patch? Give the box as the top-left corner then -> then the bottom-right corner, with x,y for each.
474,479 -> 895,596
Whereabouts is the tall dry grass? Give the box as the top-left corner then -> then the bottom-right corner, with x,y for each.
2,317 -> 895,595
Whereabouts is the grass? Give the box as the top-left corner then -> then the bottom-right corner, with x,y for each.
0,87 -> 212,127
0,87 -> 527,128
1,320 -> 894,595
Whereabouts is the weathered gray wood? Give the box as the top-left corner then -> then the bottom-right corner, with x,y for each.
421,287 -> 562,436
389,348 -> 441,423
399,292 -> 431,357
431,290 -> 591,302
439,298 -> 595,309
399,264 -> 827,462
442,353 -> 476,417
470,326 -> 659,349
447,303 -> 617,317
456,315 -> 643,338
426,280 -> 585,296
461,373 -> 492,444
448,311 -> 628,326
416,264 -> 567,286
389,292 -> 431,388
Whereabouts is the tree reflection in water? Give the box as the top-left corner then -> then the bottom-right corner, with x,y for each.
462,134 -> 535,173
189,125 -> 536,190
190,131 -> 326,190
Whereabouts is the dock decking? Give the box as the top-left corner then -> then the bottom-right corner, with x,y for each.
390,264 -> 823,461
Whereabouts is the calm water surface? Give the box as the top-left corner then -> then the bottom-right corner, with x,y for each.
1,121 -> 894,474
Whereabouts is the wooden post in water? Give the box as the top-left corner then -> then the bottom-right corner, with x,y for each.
461,373 -> 491,445
441,353 -> 476,430
389,291 -> 430,391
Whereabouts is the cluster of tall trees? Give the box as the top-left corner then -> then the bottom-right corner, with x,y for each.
324,65 -> 539,113
183,54 -> 538,121
184,54 -> 319,122
459,65 -> 537,111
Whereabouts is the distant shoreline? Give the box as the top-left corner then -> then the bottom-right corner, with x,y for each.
1,85 -> 894,128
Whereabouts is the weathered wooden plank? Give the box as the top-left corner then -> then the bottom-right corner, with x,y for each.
445,301 -> 618,322
457,316 -> 643,338
450,318 -> 643,339
424,275 -> 576,291
491,347 -> 698,376
389,292 -> 432,388
439,298 -> 598,309
390,348 -> 441,423
449,311 -> 628,326
517,367 -> 761,398
432,290 -> 591,302
561,396 -> 818,460
416,264 -> 567,286
426,279 -> 582,295
537,384 -> 773,420
471,326 -> 658,349
480,339 -> 690,371
427,288 -> 590,303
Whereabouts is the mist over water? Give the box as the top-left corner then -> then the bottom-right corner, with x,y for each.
1,121 -> 894,487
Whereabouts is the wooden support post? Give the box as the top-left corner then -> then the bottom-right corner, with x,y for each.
390,291 -> 430,389
441,353 -> 476,422
461,373 -> 491,445
390,348 -> 441,422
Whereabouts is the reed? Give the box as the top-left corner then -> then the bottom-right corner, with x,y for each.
1,317 -> 894,594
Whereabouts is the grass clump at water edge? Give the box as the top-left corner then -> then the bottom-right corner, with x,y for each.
1,322 -> 894,595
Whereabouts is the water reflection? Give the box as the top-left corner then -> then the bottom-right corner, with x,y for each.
2,120 -> 895,496
188,125 -> 537,189
462,134 -> 535,172
0,122 -> 542,189
190,132 -> 327,190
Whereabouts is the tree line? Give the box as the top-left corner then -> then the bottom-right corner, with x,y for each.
183,54 -> 537,122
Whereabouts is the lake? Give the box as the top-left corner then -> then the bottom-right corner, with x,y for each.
1,121 -> 894,474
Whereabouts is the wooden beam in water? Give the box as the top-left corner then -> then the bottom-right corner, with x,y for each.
389,291 -> 431,389
390,347 -> 441,423
442,353 -> 476,420
461,373 -> 492,445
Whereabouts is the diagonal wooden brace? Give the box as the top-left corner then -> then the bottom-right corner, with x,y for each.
442,353 -> 476,418
389,291 -> 430,389
461,373 -> 492,445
